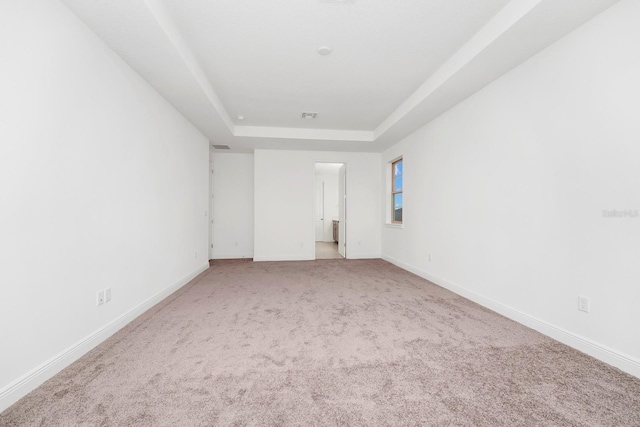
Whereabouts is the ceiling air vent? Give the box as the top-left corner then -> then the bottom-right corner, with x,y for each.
301,112 -> 318,119
212,144 -> 230,150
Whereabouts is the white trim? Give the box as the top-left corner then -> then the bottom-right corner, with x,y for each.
384,223 -> 404,229
385,158 -> 404,225
382,254 -> 640,379
253,255 -> 314,262
252,253 -> 381,261
374,0 -> 542,140
347,253 -> 382,260
143,0 -> 234,132
0,263 -> 210,413
212,252 -> 254,259
234,125 -> 373,142
388,154 -> 404,164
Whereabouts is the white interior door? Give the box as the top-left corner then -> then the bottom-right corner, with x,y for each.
315,180 -> 324,241
338,165 -> 346,257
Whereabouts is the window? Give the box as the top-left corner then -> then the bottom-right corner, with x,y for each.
392,158 -> 403,223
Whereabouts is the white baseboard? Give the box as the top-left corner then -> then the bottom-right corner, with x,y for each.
253,254 -> 314,262
347,252 -> 381,260
0,263 -> 210,413
382,254 -> 640,379
212,252 -> 254,260
253,253 -> 381,261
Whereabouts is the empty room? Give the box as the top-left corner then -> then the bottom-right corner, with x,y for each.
1,0 -> 639,425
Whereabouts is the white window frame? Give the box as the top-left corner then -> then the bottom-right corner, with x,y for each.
386,156 -> 404,228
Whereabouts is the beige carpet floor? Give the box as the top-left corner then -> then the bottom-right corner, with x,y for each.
2,259 -> 639,426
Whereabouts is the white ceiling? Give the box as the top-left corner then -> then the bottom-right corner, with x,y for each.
61,0 -> 619,153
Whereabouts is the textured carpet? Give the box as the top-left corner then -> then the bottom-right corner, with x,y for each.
2,259 -> 639,426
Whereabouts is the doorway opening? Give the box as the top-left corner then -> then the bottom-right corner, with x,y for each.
314,162 -> 346,259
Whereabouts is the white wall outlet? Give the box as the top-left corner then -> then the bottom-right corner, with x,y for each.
428,254 -> 432,262
105,288 -> 112,302
97,290 -> 105,306
195,251 -> 198,259
578,295 -> 590,313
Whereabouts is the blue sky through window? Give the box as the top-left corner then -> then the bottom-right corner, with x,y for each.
394,161 -> 403,191
394,193 -> 403,210
393,159 -> 403,222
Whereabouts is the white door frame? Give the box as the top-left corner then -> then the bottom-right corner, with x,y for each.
208,156 -> 214,260
314,179 -> 324,241
338,164 -> 346,258
313,162 -> 346,259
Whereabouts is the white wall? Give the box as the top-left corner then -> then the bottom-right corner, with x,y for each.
211,153 -> 254,258
315,167 -> 340,242
255,150 -> 381,261
382,0 -> 640,377
0,0 -> 209,410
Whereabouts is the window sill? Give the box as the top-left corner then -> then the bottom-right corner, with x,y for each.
385,223 -> 404,229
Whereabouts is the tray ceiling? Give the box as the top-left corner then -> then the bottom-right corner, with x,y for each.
60,0 -> 619,152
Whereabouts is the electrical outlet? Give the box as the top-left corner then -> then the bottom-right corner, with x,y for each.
195,251 -> 198,259
97,290 -> 105,306
105,288 -> 112,302
578,295 -> 590,313
428,254 -> 432,262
